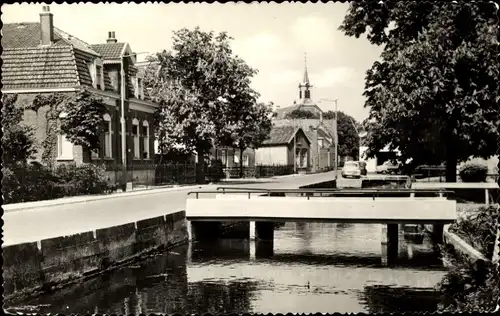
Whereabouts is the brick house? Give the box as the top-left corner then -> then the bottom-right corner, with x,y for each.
1,6 -> 159,185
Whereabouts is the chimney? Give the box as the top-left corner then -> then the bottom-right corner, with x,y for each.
107,31 -> 117,44
39,6 -> 54,46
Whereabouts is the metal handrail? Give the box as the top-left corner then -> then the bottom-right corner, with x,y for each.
217,187 -> 271,192
214,187 -> 450,193
188,188 -> 456,200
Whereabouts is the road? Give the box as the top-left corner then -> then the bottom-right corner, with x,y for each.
3,171 -> 340,246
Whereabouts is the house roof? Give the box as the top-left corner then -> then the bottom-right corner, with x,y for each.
90,42 -> 127,61
1,23 -> 100,56
272,119 -> 335,143
2,46 -> 82,90
1,22 -> 98,90
2,21 -> 146,99
262,125 -> 312,146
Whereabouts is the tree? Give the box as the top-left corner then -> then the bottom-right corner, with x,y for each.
220,101 -> 274,178
324,111 -> 361,159
340,2 -> 499,181
59,87 -> 107,158
31,88 -> 106,163
285,109 -> 319,119
1,94 -> 37,165
146,27 -> 259,183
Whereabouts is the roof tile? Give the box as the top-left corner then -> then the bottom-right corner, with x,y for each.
1,46 -> 80,90
90,43 -> 126,60
262,125 -> 311,146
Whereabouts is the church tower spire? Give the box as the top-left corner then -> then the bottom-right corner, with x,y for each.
299,53 -> 312,101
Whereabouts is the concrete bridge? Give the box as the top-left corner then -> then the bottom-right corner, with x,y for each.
185,188 -> 457,265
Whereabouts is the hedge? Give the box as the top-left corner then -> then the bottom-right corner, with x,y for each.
2,162 -> 112,204
459,163 -> 488,182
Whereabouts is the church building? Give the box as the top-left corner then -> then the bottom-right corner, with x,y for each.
275,55 -> 324,119
261,55 -> 337,172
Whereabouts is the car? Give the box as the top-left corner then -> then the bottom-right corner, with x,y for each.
342,161 -> 362,178
376,160 -> 401,174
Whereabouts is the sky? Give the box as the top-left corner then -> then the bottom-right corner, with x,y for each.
2,3 -> 383,122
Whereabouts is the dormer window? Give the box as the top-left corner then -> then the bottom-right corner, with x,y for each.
134,76 -> 144,99
96,65 -> 103,90
89,59 -> 105,91
138,78 -> 144,99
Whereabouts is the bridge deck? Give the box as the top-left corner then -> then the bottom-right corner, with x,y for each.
186,195 -> 457,224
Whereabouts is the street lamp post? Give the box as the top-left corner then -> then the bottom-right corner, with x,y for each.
319,98 -> 339,180
292,118 -> 297,174
120,52 -> 149,190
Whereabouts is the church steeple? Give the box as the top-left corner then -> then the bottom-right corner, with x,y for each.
299,53 -> 312,101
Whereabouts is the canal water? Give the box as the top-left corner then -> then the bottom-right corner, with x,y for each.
6,222 -> 447,314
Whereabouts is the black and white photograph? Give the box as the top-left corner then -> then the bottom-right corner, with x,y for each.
1,1 -> 499,314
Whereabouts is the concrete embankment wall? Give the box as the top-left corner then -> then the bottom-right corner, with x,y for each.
424,224 -> 490,265
3,210 -> 187,301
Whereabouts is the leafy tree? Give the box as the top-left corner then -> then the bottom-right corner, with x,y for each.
340,2 -> 499,182
285,109 -> 319,119
146,27 -> 259,183
323,110 -> 361,159
59,87 -> 107,158
153,81 -> 211,157
221,101 -> 274,178
1,94 -> 37,165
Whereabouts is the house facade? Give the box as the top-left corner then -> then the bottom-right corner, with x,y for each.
1,6 -> 159,185
272,119 -> 335,172
210,147 -> 256,169
265,58 -> 336,172
254,126 -> 311,170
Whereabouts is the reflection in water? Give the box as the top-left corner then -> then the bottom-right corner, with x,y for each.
7,223 -> 447,314
360,285 -> 444,313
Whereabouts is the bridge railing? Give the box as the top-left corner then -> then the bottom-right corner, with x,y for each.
189,188 -> 456,200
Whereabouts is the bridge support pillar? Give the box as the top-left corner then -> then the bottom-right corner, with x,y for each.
381,224 -> 399,266
249,221 -> 256,241
187,221 -> 222,242
431,224 -> 444,244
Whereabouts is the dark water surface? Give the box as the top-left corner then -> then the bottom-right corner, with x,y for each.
6,222 -> 447,314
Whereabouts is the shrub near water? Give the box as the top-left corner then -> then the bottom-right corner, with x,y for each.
459,163 -> 488,182
54,163 -> 110,196
2,162 -> 63,203
2,162 -> 111,204
437,205 -> 500,312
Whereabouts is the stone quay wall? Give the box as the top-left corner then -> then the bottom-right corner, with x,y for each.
3,210 -> 187,302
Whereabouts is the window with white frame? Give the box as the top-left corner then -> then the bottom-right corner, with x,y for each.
132,118 -> 140,159
57,112 -> 74,159
243,155 -> 249,167
142,120 -> 150,159
103,113 -> 112,158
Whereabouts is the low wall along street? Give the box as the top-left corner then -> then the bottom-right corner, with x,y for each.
3,210 -> 188,302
